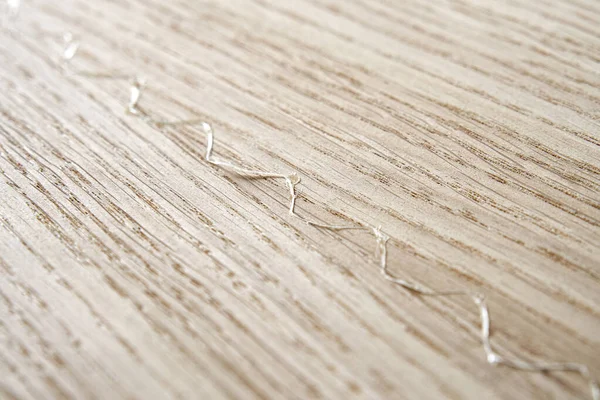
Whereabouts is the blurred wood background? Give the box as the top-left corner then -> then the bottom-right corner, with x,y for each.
1,0 -> 599,399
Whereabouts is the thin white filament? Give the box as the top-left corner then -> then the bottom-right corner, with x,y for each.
62,48 -> 599,399
155,120 -> 300,200
201,122 -> 292,180
60,34 -> 144,110
127,76 -> 146,115
374,227 -> 599,400
126,114 -> 302,211
62,32 -> 80,62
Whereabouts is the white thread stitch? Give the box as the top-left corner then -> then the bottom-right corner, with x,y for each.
374,228 -> 599,399
63,41 -> 599,400
62,32 -> 79,63
61,33 -> 145,114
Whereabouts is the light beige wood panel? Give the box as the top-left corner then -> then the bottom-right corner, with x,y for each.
1,0 -> 599,399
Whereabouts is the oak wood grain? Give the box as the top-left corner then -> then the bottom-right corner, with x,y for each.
1,0 -> 599,398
